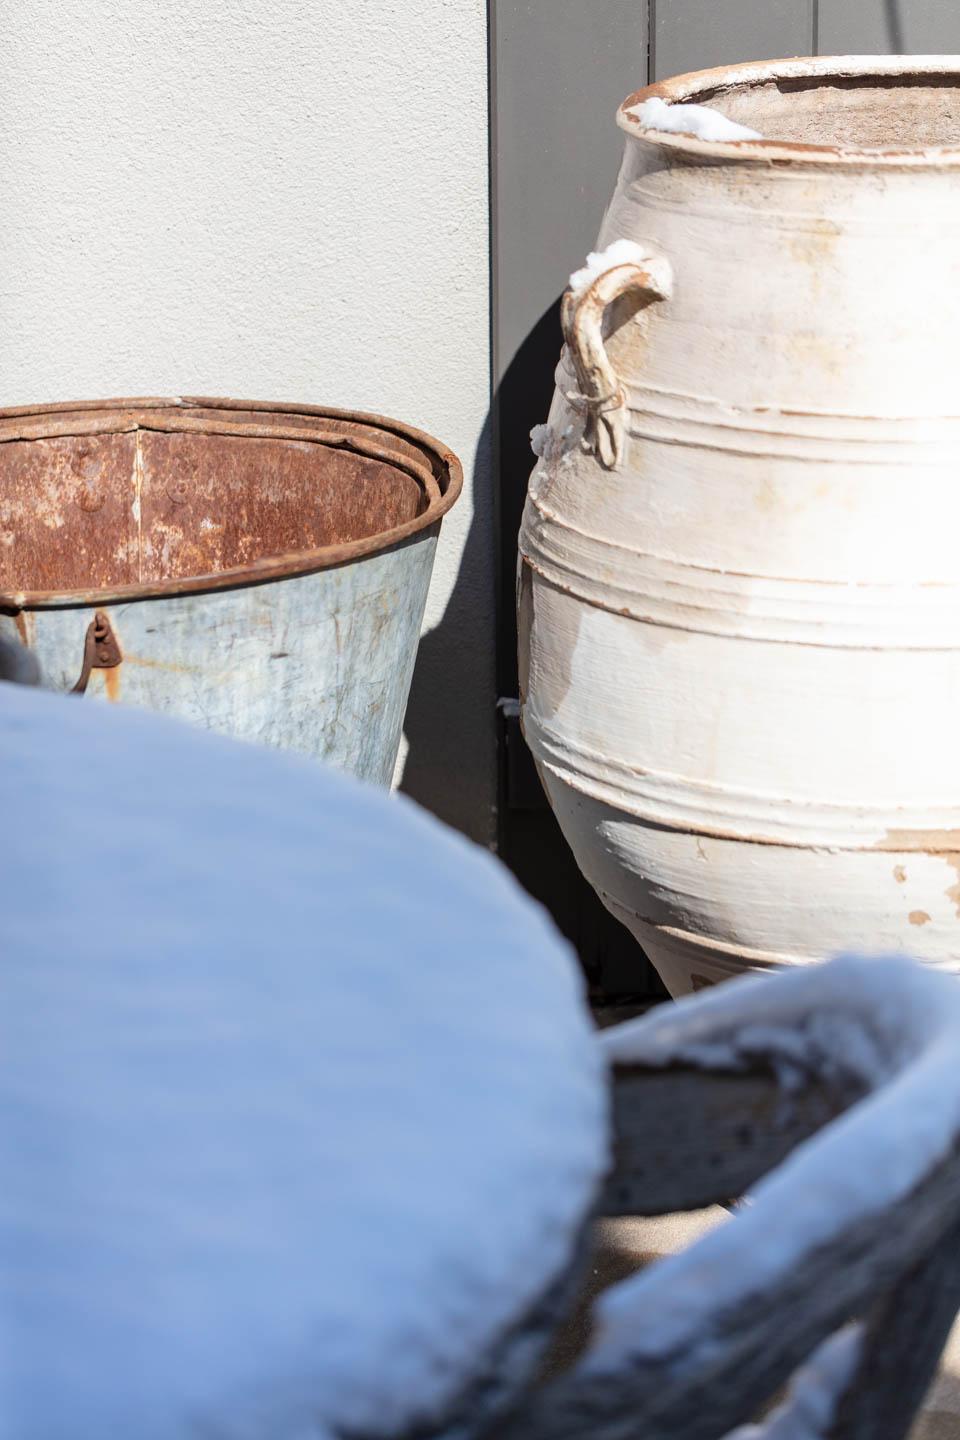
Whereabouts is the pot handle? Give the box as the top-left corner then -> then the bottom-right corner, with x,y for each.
561,247 -> 673,471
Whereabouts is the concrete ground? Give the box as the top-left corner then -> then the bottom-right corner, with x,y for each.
542,1210 -> 960,1437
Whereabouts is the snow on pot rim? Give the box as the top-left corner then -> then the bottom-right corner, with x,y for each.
620,54 -> 960,166
0,395 -> 462,609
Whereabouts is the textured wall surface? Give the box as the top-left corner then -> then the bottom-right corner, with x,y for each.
0,0 -> 494,843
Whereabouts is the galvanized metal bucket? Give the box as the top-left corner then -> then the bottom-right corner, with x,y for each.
0,396 -> 461,784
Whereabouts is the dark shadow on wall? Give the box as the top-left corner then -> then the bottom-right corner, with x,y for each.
405,291 -> 666,1000
494,301 -> 561,706
398,410 -> 497,847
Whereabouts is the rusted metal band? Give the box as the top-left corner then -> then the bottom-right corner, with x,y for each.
0,416 -> 440,501
0,397 -> 462,611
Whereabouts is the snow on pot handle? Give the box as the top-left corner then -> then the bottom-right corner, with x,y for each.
561,242 -> 673,471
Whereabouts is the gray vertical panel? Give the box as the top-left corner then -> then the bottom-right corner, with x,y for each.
818,1 -> 960,53
653,0 -> 815,80
492,0 -> 649,379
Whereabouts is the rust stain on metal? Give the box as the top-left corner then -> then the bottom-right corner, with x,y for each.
0,431 -> 139,597
78,485 -> 105,513
121,654 -> 195,675
909,910 -> 931,927
0,398 -> 462,609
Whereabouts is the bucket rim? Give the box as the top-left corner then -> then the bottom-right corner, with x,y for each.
619,54 -> 960,167
0,396 -> 462,610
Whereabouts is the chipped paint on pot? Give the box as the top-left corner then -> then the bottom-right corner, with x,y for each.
0,397 -> 461,785
519,56 -> 960,996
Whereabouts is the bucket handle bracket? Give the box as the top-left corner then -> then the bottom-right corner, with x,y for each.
72,610 -> 122,695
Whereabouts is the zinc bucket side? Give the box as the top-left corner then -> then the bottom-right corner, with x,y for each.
0,397 -> 462,786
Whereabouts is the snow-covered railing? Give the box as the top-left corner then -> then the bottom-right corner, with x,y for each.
497,955 -> 960,1440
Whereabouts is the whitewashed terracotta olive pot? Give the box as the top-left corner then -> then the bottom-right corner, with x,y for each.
519,56 -> 960,997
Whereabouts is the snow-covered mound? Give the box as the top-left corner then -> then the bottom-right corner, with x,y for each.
0,682 -> 606,1439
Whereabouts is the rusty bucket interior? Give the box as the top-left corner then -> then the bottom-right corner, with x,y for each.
0,398 -> 461,607
705,64 -> 960,148
628,58 -> 960,156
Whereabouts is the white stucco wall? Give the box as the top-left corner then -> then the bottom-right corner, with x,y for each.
0,0 -> 495,844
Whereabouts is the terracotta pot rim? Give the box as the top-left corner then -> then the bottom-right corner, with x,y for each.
0,395 -> 462,610
620,55 -> 960,166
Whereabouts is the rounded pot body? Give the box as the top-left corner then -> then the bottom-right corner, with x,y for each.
519,57 -> 960,995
